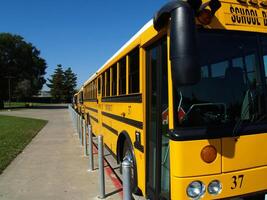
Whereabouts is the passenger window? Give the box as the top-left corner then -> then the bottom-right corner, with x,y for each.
94,80 -> 97,98
106,69 -> 110,96
119,57 -> 126,95
112,64 -> 117,96
90,83 -> 93,99
93,82 -> 95,98
128,47 -> 140,93
90,83 -> 92,99
84,85 -> 88,100
98,77 -> 101,95
102,75 -> 105,97
93,81 -> 95,98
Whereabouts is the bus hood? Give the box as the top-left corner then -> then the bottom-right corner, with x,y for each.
222,133 -> 267,172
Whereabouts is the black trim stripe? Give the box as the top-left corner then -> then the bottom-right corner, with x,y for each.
102,111 -> 143,129
85,106 -> 98,113
84,99 -> 98,102
134,141 -> 144,153
102,93 -> 142,103
89,115 -> 98,123
102,123 -> 118,136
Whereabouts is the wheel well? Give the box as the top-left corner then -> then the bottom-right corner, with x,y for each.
116,131 -> 142,195
116,131 -> 132,163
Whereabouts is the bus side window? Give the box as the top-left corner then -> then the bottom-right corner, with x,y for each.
112,64 -> 117,96
102,73 -> 105,97
98,77 -> 101,95
94,80 -> 97,98
89,83 -> 91,99
106,69 -> 110,97
119,57 -> 126,95
128,47 -> 140,94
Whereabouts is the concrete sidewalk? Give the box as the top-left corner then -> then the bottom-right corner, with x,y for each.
0,105 -> 122,200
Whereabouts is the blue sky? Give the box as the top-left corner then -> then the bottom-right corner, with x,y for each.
0,0 -> 168,90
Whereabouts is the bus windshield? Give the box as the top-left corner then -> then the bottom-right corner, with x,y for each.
174,30 -> 267,137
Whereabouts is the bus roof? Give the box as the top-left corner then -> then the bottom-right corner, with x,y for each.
84,19 -> 154,86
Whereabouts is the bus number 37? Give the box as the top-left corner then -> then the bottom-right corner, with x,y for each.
231,175 -> 244,189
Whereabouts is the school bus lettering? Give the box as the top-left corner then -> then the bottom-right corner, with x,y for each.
230,5 -> 261,25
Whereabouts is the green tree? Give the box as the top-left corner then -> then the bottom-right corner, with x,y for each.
47,65 -> 77,103
47,65 -> 65,102
0,33 -> 47,108
63,67 -> 77,102
14,79 -> 32,100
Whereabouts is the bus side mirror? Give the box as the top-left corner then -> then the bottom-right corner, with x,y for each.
154,1 -> 201,86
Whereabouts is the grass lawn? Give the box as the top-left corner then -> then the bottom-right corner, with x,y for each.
0,115 -> 47,174
4,102 -> 27,108
3,102 -> 50,108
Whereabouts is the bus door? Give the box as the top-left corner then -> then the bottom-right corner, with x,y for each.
146,37 -> 170,200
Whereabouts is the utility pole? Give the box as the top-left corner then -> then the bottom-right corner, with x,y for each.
4,76 -> 15,108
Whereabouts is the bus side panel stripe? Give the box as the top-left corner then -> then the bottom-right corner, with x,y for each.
101,93 -> 142,103
101,111 -> 143,129
89,115 -> 98,123
102,123 -> 118,136
85,106 -> 98,113
84,98 -> 98,102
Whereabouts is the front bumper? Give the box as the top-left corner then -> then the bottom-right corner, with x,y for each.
171,165 -> 267,199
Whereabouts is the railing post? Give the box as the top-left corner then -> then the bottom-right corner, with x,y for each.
78,114 -> 81,137
83,119 -> 87,156
76,112 -> 79,134
98,135 -> 105,199
122,159 -> 132,200
79,116 -> 83,145
76,113 -> 79,134
72,108 -> 75,128
88,124 -> 94,171
73,110 -> 76,130
78,114 -> 80,137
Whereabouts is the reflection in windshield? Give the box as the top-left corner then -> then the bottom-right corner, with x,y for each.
174,31 -> 267,133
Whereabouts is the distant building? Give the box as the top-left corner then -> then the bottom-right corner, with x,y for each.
34,91 -> 51,98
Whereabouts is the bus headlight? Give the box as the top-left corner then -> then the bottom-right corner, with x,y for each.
208,180 -> 222,195
186,181 -> 205,199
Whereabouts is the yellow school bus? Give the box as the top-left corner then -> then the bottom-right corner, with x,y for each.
77,87 -> 84,115
81,0 -> 267,199
73,93 -> 78,111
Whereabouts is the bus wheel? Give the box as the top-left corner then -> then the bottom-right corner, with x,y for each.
122,141 -> 140,195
